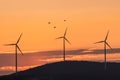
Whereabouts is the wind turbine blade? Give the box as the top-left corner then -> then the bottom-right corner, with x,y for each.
16,33 -> 22,44
64,37 -> 71,44
105,30 -> 109,41
4,44 -> 15,46
17,45 -> 23,55
105,42 -> 112,49
94,41 -> 104,44
56,36 -> 63,39
64,28 -> 67,36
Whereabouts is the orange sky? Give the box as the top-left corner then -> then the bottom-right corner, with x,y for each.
0,0 -> 120,52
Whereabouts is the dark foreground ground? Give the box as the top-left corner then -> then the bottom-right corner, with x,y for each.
0,61 -> 120,80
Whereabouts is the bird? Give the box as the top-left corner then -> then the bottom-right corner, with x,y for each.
53,26 -> 56,29
64,20 -> 67,22
94,31 -> 112,70
5,33 -> 23,74
48,22 -> 51,24
56,28 -> 71,61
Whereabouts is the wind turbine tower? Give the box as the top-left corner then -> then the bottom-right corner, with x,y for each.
56,28 -> 71,61
5,33 -> 23,73
94,31 -> 112,70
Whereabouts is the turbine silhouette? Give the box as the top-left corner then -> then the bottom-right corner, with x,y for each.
5,33 -> 23,73
94,31 -> 112,70
56,28 -> 71,61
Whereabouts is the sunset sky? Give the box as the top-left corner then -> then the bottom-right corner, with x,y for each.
0,0 -> 120,52
1,0 -> 120,75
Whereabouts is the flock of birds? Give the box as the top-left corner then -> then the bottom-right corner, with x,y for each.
4,19 -> 111,74
48,19 -> 67,29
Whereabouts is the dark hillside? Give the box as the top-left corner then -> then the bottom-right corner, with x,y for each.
0,61 -> 120,80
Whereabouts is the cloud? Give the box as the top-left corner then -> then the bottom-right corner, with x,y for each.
0,65 -> 38,71
86,48 -> 120,54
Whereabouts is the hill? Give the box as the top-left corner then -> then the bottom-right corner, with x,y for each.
0,61 -> 120,80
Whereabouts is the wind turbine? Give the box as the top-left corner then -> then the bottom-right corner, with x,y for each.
94,31 -> 112,70
56,28 -> 71,61
5,33 -> 23,73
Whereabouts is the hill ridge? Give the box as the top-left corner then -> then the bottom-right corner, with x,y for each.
1,61 -> 120,80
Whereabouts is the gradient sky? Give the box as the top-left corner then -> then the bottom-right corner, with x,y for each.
0,0 -> 120,52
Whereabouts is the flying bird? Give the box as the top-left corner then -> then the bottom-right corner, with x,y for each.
53,26 -> 56,29
64,20 -> 67,22
48,22 -> 51,24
